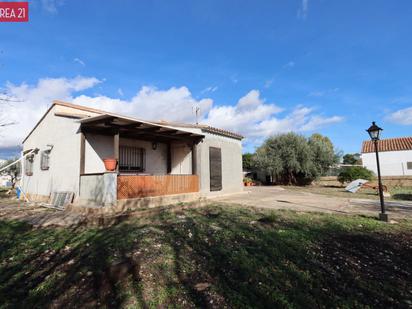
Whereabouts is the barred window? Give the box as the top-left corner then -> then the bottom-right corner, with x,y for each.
40,151 -> 50,170
119,146 -> 145,172
25,154 -> 34,176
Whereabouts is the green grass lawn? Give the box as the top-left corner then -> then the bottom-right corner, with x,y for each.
0,204 -> 411,308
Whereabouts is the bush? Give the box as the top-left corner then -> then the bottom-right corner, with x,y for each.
337,166 -> 374,184
243,177 -> 253,183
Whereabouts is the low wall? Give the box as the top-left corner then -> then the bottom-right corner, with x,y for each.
68,192 -> 204,215
79,172 -> 117,206
316,176 -> 412,188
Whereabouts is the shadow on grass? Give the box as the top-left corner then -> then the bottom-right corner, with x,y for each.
0,220 -> 148,308
0,206 -> 411,308
393,193 -> 412,201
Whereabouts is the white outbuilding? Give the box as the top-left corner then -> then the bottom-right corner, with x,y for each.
361,137 -> 412,176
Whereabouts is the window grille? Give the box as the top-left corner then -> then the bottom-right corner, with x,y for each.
40,151 -> 50,170
25,154 -> 34,176
119,146 -> 145,172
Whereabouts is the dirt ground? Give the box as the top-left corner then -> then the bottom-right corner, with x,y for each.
0,199 -> 87,227
213,186 -> 412,219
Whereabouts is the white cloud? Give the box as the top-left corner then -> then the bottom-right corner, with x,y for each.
73,58 -> 85,66
0,76 -> 101,147
284,61 -> 295,68
205,91 -> 342,144
73,86 -> 213,124
117,88 -> 124,96
386,107 -> 412,125
264,79 -> 273,88
0,78 -> 343,149
201,86 -> 218,94
308,88 -> 339,97
40,0 -> 64,14
297,0 -> 309,20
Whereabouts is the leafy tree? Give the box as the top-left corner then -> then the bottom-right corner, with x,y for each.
308,133 -> 338,176
253,133 -> 316,185
342,153 -> 362,165
0,91 -> 17,129
337,166 -> 374,184
0,158 -> 20,188
242,153 -> 254,170
253,132 -> 340,185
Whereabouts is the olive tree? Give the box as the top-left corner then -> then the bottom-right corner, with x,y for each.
308,133 -> 338,176
0,158 -> 20,188
253,132 -> 338,185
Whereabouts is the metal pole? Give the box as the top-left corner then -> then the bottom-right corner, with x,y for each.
374,139 -> 386,216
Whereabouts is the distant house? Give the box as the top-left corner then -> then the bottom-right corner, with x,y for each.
361,137 -> 412,176
0,175 -> 12,187
21,101 -> 243,209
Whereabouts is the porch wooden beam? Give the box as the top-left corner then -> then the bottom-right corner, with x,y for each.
81,124 -> 203,142
121,129 -> 199,142
81,116 -> 115,126
80,131 -> 85,175
114,130 -> 119,172
167,143 -> 172,174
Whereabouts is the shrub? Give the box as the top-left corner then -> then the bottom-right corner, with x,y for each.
243,177 -> 253,183
337,166 -> 374,184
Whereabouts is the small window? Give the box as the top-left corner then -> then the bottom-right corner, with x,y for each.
119,146 -> 146,172
25,155 -> 34,176
40,151 -> 50,170
407,162 -> 412,170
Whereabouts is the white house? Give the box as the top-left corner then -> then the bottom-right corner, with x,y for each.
361,137 -> 412,176
21,101 -> 243,209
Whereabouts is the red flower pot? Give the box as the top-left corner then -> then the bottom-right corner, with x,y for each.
103,158 -> 117,171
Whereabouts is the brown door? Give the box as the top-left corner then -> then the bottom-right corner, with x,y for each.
209,147 -> 222,191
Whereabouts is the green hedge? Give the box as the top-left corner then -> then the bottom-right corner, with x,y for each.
338,166 -> 374,184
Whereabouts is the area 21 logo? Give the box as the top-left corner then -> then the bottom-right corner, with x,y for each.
0,2 -> 29,22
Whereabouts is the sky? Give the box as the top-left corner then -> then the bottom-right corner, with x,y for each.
1,0 -> 412,158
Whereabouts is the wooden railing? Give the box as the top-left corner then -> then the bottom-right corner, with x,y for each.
117,175 -> 199,199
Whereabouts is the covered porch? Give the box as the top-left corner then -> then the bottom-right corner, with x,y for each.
77,114 -> 204,207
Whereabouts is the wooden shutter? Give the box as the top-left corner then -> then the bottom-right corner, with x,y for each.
209,147 -> 222,191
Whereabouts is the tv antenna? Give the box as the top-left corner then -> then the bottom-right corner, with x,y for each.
193,106 -> 200,125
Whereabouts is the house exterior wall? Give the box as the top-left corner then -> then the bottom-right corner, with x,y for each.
120,138 -> 168,175
362,150 -> 412,176
84,133 -> 113,173
84,135 -> 169,175
198,133 -> 243,196
22,106 -> 84,200
161,126 -> 244,196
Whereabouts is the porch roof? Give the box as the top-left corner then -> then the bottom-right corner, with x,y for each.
79,114 -> 204,143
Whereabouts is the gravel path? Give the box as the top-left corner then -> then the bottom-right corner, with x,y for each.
212,186 -> 412,219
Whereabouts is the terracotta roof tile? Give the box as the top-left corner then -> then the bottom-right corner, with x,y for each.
361,137 -> 412,153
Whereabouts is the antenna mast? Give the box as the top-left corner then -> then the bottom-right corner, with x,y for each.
194,106 -> 200,125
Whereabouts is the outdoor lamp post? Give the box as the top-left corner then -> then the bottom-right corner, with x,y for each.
366,121 -> 388,222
